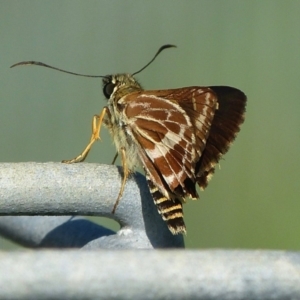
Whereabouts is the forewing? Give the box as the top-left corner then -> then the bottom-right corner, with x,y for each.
120,87 -> 218,198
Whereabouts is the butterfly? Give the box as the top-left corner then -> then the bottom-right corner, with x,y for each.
11,45 -> 246,234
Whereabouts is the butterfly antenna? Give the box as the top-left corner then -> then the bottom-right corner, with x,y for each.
132,44 -> 176,76
10,61 -> 105,78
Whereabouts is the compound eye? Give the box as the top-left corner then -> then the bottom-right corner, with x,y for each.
103,82 -> 116,99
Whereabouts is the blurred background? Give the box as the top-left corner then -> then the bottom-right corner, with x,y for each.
0,1 -> 299,249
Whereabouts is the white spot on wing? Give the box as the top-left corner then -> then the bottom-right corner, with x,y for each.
147,145 -> 169,159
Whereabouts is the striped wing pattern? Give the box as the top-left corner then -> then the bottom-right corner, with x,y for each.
122,88 -> 219,234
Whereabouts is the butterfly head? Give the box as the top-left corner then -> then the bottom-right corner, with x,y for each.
102,74 -> 143,100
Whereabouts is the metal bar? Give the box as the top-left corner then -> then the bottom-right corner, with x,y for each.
0,163 -> 300,299
0,250 -> 299,300
0,162 -> 184,248
0,216 -> 115,248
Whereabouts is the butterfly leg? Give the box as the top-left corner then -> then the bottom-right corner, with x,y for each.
62,107 -> 108,164
111,152 -> 118,165
112,147 -> 129,213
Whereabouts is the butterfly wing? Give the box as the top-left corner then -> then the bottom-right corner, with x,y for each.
195,86 -> 247,189
119,87 -> 219,234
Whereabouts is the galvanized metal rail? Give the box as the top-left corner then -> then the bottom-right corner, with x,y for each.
0,163 -> 299,300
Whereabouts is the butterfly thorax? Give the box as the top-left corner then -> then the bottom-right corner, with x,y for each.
103,74 -> 143,171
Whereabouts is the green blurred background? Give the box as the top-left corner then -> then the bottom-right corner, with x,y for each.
0,1 -> 299,250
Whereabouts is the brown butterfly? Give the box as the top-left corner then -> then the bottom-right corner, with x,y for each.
11,45 -> 246,234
